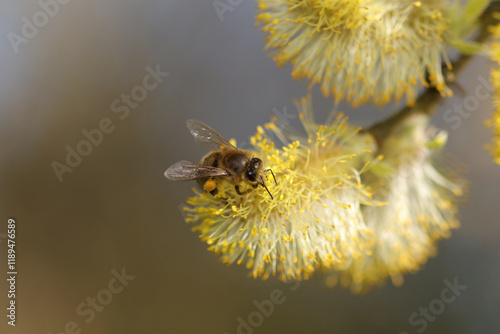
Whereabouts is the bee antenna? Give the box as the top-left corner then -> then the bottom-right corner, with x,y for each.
263,169 -> 277,185
259,175 -> 274,200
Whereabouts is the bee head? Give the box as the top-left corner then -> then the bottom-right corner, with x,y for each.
245,157 -> 262,183
246,157 -> 276,200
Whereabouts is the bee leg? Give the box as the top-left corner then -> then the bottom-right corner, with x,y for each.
203,178 -> 218,196
235,185 -> 252,196
263,169 -> 277,185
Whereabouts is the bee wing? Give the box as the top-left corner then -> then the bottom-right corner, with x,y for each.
186,119 -> 236,150
164,160 -> 229,181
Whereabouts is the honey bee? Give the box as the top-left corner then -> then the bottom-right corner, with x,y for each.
164,120 -> 276,199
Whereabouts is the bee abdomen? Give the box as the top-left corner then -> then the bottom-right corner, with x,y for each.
202,152 -> 222,168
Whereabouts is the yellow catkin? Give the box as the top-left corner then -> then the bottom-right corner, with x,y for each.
256,0 -> 451,106
183,96 -> 381,281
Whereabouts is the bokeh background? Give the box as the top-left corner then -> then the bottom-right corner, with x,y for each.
0,1 -> 499,333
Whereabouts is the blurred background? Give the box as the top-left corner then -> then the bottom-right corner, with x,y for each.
0,1 -> 499,333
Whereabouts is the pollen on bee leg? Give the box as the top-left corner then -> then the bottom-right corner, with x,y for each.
203,179 -> 217,192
